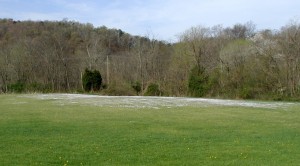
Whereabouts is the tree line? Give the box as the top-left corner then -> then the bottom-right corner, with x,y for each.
1,18 -> 300,100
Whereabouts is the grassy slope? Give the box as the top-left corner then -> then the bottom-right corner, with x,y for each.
0,95 -> 299,165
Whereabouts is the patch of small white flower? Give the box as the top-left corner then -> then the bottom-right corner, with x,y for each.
23,94 -> 295,109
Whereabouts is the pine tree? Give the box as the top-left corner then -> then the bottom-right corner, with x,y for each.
82,69 -> 102,92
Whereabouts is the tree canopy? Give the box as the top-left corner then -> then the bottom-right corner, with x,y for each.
1,18 -> 300,100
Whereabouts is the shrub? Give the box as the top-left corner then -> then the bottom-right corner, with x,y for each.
239,87 -> 255,99
26,82 -> 52,93
188,66 -> 209,97
131,81 -> 141,95
144,83 -> 162,96
7,81 -> 25,93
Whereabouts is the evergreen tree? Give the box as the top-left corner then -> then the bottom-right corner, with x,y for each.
82,69 -> 102,92
91,70 -> 102,91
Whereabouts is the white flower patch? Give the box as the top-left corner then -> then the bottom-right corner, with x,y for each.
22,93 -> 296,109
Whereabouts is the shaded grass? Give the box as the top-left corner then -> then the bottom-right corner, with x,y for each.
0,95 -> 299,165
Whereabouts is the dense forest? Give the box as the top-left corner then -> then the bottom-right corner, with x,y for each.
1,18 -> 300,100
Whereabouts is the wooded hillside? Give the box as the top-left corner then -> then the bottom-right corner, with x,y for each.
1,18 -> 300,100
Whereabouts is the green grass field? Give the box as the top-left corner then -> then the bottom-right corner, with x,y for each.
0,94 -> 299,165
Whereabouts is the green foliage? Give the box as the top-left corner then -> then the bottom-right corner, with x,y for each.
6,82 -> 52,93
26,82 -> 52,93
92,70 -> 102,91
239,87 -> 255,99
206,68 -> 221,97
188,66 -> 209,97
144,83 -> 162,96
7,81 -> 25,93
131,81 -> 141,95
82,69 -> 92,92
82,69 -> 102,92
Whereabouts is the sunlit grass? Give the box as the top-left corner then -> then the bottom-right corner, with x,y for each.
0,94 -> 299,165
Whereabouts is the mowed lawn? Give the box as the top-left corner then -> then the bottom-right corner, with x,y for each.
0,94 -> 299,165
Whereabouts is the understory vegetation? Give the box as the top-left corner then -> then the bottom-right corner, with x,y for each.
1,18 -> 300,100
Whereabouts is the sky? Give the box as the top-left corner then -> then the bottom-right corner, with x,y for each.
0,0 -> 299,41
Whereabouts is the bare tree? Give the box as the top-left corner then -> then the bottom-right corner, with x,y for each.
278,20 -> 300,96
179,26 -> 212,70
